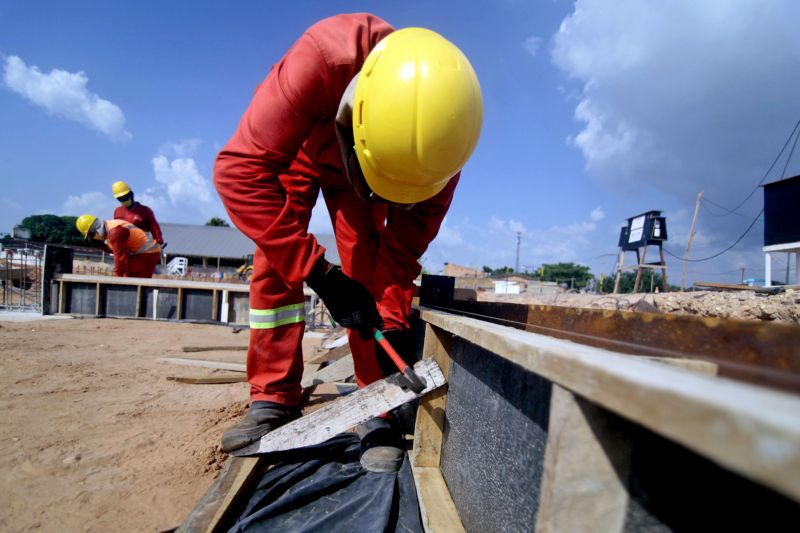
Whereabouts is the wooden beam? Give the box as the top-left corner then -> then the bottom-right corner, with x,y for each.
182,346 -> 248,353
167,375 -> 248,385
411,465 -> 465,533
176,456 -> 266,533
161,358 -> 247,372
135,285 -> 142,318
421,309 -> 800,502
232,358 -> 445,456
300,355 -> 354,389
412,323 -> 454,469
211,289 -> 219,322
305,343 -> 351,365
95,282 -> 101,315
177,287 -> 184,320
536,385 -> 631,533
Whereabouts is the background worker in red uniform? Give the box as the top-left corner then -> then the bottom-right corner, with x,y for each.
75,215 -> 162,278
214,14 -> 482,470
112,180 -> 165,245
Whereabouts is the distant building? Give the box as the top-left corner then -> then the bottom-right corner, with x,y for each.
443,262 -> 486,278
159,222 -> 339,270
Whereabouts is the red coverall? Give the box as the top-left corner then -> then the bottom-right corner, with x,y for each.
214,14 -> 459,405
114,203 -> 164,244
104,220 -> 162,278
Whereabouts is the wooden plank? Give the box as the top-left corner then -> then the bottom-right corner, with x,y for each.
300,355 -> 354,388
177,287 -> 184,320
55,272 -> 316,295
135,285 -> 142,318
58,280 -> 64,313
411,465 -> 466,533
182,345 -> 248,353
421,309 -> 800,502
305,342 -> 351,365
160,358 -> 247,372
232,358 -> 446,456
211,289 -> 219,322
176,456 -> 266,533
536,385 -> 631,533
167,375 -> 248,385
412,323 -> 454,468
95,282 -> 101,315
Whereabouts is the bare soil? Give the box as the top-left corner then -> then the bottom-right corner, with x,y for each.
0,317 -> 323,533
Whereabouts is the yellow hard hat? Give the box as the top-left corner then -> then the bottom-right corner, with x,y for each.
353,28 -> 483,204
112,180 -> 132,199
75,214 -> 98,238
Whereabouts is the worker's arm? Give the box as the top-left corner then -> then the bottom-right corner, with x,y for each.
107,226 -> 131,277
375,174 -> 460,330
143,206 -> 164,244
213,32 -> 335,288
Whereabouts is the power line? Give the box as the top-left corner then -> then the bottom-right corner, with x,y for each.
779,121 -> 800,179
725,118 -> 800,213
664,208 -> 764,263
700,197 -> 751,218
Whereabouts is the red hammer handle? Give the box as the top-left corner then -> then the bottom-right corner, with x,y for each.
373,329 -> 409,373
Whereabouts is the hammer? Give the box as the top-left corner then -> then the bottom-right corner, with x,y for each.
373,329 -> 427,394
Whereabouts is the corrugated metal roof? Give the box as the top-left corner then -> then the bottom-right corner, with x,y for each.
160,223 -> 339,264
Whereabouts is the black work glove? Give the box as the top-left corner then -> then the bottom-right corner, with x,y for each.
306,259 -> 383,339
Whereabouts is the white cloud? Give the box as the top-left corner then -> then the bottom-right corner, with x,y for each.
590,206 -> 605,222
3,56 -> 131,141
60,191 -> 119,217
509,219 -> 527,233
552,0 -> 800,209
523,36 -> 542,57
152,155 -> 212,205
161,138 -> 203,158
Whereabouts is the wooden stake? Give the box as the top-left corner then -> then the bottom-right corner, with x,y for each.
681,190 -> 703,291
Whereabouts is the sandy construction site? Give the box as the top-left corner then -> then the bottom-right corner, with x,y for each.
2,288 -> 799,532
0,317 -> 291,532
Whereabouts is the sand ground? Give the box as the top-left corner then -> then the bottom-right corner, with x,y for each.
0,317 -> 322,532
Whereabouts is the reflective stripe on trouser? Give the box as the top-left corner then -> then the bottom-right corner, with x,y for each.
249,303 -> 305,329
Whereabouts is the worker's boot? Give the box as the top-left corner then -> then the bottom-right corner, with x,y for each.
357,416 -> 405,473
220,401 -> 302,453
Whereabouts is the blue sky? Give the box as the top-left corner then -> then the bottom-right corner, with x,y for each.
2,1 -> 799,284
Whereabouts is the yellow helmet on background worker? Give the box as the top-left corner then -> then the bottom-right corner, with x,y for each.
112,181 -> 132,199
75,214 -> 98,238
353,28 -> 483,204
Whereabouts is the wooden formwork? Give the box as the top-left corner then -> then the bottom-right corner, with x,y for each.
50,273 -> 316,326
411,309 -> 800,532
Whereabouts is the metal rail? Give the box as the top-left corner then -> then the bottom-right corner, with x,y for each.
422,299 -> 800,393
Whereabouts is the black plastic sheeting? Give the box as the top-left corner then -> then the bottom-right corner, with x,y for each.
228,434 -> 423,533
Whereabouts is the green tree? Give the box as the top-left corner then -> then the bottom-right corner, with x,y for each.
599,271 -> 678,293
19,214 -> 83,245
482,265 -> 513,276
539,262 -> 592,289
205,217 -> 230,227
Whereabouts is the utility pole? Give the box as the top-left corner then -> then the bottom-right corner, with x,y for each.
514,231 -> 521,273
680,190 -> 703,291
740,268 -> 745,285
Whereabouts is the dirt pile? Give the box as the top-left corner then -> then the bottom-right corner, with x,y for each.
480,288 -> 800,324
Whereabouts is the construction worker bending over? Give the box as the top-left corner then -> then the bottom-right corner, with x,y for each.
112,180 -> 165,245
76,215 -> 162,278
214,13 -> 482,471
